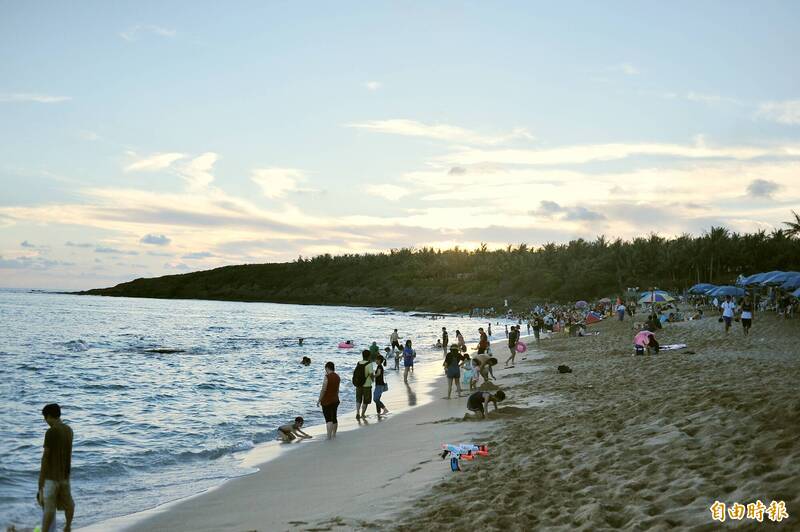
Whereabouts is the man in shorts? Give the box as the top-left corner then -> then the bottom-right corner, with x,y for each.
466,390 -> 506,419
38,403 -> 74,532
721,295 -> 736,334
390,329 -> 402,353
505,325 -> 520,367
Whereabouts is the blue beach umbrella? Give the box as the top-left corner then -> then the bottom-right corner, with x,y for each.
793,288 -> 800,298
708,285 -> 746,298
688,283 -> 716,294
763,271 -> 800,286
778,274 -> 800,291
757,271 -> 786,286
742,271 -> 777,286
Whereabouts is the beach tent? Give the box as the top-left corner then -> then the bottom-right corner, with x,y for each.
707,285 -> 746,297
688,283 -> 716,294
585,311 -> 602,324
638,291 -> 674,304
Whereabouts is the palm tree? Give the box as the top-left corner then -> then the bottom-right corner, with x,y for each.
783,210 -> 800,238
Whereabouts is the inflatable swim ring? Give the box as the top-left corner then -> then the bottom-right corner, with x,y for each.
515,342 -> 527,353
338,342 -> 354,349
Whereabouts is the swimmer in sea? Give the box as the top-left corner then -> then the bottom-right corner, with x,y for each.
277,416 -> 312,442
301,356 -> 311,366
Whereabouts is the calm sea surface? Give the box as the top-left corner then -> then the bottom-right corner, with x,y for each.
0,290 -> 508,529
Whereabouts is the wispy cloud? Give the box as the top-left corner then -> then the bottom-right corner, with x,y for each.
685,91 -> 741,105
364,184 -> 409,201
251,168 -> 306,199
758,99 -> 800,125
347,119 -> 535,146
120,25 -> 176,42
615,62 -> 639,75
124,152 -> 186,173
364,81 -> 382,91
95,246 -> 139,255
178,153 -> 218,190
0,93 -> 71,104
529,200 -> 605,221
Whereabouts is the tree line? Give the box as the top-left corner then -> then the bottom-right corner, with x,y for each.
83,214 -> 800,312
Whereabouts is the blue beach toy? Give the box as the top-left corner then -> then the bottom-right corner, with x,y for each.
450,456 -> 460,472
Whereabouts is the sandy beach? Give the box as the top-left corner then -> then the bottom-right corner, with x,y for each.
85,313 -> 799,531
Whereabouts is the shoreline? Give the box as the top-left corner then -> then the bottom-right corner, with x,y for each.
80,335 -> 534,531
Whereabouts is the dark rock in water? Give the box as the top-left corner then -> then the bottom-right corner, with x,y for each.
557,365 -> 572,374
145,348 -> 185,354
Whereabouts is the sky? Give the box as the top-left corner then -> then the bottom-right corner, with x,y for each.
1,1 -> 799,289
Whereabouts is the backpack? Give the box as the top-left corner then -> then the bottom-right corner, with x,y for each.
352,362 -> 366,387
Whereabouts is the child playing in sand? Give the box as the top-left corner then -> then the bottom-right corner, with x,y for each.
466,390 -> 506,419
460,354 -> 474,390
277,417 -> 312,442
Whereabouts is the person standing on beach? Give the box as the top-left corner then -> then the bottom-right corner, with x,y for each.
402,339 -> 416,384
354,350 -> 374,419
616,302 -> 626,321
373,355 -> 389,416
487,323 -> 492,337
38,403 -> 74,532
740,296 -> 754,336
455,329 -> 466,352
505,325 -> 520,367
721,295 -> 736,334
532,314 -> 543,344
317,361 -> 340,439
477,327 -> 489,354
441,327 -> 449,355
443,345 -> 463,399
390,329 -> 401,353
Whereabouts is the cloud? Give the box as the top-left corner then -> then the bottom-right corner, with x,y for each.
20,240 -> 35,248
140,233 -> 171,246
746,178 -> 781,198
347,119 -> 535,146
364,184 -> 410,201
164,262 -> 191,270
0,93 -> 71,104
448,166 -> 467,175
66,241 -> 93,248
685,92 -> 741,105
95,246 -> 138,255
120,25 -> 176,41
0,256 -> 74,269
124,152 -> 186,173
758,99 -> 800,125
529,200 -> 605,221
181,251 -> 214,259
438,139 -> 799,166
563,206 -> 606,221
365,81 -> 382,91
251,168 -> 305,198
178,152 -> 218,190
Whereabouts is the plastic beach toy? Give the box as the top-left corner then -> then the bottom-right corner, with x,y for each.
515,342 -> 527,353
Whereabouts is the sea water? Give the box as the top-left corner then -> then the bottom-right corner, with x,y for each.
0,290 -> 513,529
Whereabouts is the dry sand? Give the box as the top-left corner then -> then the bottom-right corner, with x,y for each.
89,312 -> 799,531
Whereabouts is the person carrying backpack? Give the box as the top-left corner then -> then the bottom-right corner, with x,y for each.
353,350 -> 374,419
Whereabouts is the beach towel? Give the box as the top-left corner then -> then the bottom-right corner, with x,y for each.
659,343 -> 688,351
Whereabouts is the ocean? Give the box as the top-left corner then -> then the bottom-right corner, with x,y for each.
0,289 -> 512,529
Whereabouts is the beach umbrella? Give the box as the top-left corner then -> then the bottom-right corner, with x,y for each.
793,288 -> 800,298
575,300 -> 588,309
779,274 -> 800,291
637,291 -> 674,304
741,272 -> 774,286
598,297 -> 612,303
708,285 -> 746,297
688,283 -> 716,294
762,271 -> 800,286
755,270 -> 785,286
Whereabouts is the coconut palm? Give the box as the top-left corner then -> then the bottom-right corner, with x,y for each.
783,210 -> 800,238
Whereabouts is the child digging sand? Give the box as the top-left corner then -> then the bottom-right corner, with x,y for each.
277,416 -> 312,442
